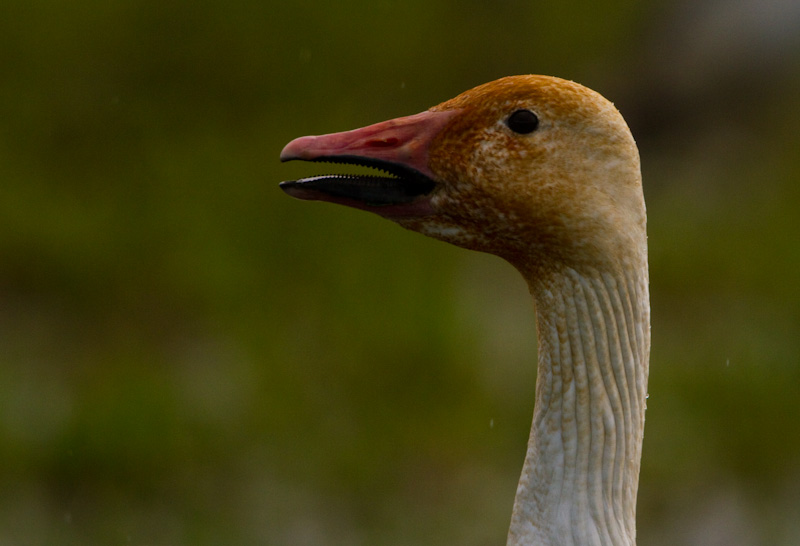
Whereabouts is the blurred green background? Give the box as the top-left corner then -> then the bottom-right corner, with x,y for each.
1,0 -> 799,544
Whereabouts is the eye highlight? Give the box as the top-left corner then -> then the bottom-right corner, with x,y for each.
506,109 -> 539,134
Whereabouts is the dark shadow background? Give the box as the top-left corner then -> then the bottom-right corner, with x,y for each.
1,0 -> 799,544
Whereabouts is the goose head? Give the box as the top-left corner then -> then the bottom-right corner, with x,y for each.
281,75 -> 645,277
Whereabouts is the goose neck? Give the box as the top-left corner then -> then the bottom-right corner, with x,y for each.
507,264 -> 650,546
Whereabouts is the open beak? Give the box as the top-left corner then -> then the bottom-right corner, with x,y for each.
279,108 -> 459,218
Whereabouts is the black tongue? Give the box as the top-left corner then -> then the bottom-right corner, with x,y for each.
280,174 -> 434,206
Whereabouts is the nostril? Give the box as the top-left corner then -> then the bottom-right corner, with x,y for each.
367,137 -> 400,147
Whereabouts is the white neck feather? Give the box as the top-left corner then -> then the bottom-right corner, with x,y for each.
507,263 -> 650,546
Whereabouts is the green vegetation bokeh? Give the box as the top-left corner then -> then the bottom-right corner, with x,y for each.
1,0 -> 798,544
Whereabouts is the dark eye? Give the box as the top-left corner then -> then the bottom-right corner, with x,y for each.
506,109 -> 539,134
